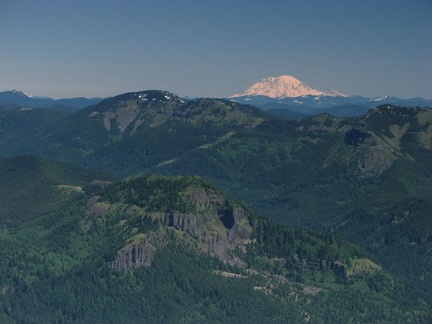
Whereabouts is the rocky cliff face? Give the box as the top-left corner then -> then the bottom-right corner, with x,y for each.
111,231 -> 165,272
109,186 -> 254,272
158,207 -> 252,265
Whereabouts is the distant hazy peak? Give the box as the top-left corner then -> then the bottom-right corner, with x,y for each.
231,75 -> 346,98
6,89 -> 34,98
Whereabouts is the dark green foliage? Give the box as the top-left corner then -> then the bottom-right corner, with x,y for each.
265,107 -> 310,120
83,121 -> 228,177
0,245 -> 303,323
85,174 -> 233,213
344,128 -> 369,146
0,155 -> 114,227
365,105 -> 419,137
250,217 -> 363,265
0,107 -> 67,154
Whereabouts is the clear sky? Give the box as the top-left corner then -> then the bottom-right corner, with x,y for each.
0,0 -> 431,99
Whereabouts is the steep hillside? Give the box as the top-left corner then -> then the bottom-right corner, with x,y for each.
0,155 -> 115,227
0,166 -> 429,322
0,107 -> 67,153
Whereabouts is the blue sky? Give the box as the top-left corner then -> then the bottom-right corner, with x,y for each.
1,0 -> 431,99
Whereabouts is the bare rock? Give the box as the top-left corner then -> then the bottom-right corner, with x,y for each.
111,231 -> 164,272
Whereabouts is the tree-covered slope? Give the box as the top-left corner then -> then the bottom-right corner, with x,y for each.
0,155 -> 115,227
0,107 -> 67,156
0,162 -> 429,323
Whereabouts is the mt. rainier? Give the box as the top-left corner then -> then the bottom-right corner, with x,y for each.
230,75 -> 346,98
228,75 -> 432,117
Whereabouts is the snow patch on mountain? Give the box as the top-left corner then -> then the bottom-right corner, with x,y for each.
371,95 -> 395,102
10,90 -> 33,98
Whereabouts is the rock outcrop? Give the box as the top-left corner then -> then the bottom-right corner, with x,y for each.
111,231 -> 164,272
111,187 -> 254,272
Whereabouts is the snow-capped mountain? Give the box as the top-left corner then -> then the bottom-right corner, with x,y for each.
230,75 -> 346,98
228,75 -> 432,117
15,90 -> 34,98
4,90 -> 34,98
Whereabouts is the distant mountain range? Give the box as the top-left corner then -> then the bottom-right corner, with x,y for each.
2,75 -> 431,117
0,90 -> 103,112
229,75 -> 432,117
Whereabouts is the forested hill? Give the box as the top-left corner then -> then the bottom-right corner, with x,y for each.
0,159 -> 430,322
0,90 -> 271,165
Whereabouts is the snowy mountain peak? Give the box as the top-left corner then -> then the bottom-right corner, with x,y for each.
9,89 -> 33,98
230,75 -> 346,98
